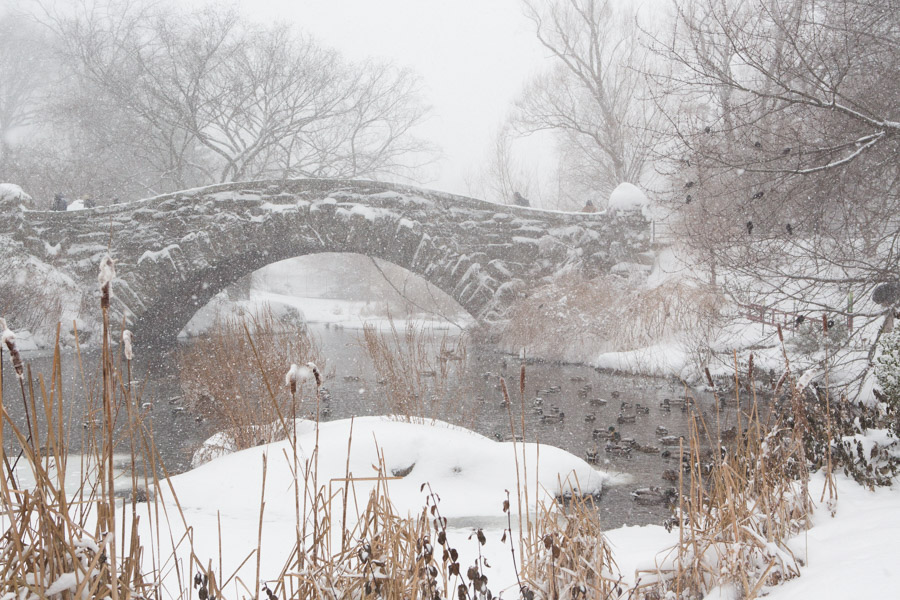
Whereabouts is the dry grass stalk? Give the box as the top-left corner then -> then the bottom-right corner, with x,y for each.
500,274 -> 724,362
362,319 -> 476,427
0,259 -> 161,599
518,490 -> 622,600
179,304 -> 327,450
635,356 -> 814,600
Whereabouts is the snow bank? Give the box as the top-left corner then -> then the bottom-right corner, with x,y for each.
162,418 -> 900,599
0,183 -> 33,209
608,182 -> 649,213
180,416 -> 607,520
141,417 -> 607,595
594,342 -> 691,379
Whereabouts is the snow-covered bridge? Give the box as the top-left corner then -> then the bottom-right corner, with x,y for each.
2,179 -> 650,347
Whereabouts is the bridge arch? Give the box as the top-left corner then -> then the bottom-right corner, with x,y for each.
8,179 -> 651,348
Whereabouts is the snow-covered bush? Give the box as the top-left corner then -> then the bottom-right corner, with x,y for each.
0,183 -> 33,210
876,330 -> 900,412
789,319 -> 848,358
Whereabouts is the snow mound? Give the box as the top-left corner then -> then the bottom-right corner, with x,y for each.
608,183 -> 649,213
178,416 -> 607,519
67,199 -> 85,211
0,183 -> 33,209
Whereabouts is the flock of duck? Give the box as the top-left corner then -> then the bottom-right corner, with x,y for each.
513,376 -> 738,509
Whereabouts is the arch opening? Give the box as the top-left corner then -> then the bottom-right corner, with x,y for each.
177,253 -> 475,339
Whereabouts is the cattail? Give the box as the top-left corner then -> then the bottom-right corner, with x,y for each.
704,367 -> 715,389
748,353 -> 754,381
774,370 -> 788,394
98,255 -> 116,309
776,324 -> 784,343
122,330 -> 134,361
0,317 -> 24,380
285,363 -> 300,394
307,362 -> 322,387
519,363 -> 525,399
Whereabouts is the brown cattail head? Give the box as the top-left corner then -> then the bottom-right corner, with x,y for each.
774,370 -> 788,394
748,353 -> 754,381
307,362 -> 322,387
519,363 -> 525,399
704,367 -> 715,389
98,255 -> 116,310
822,313 -> 829,333
777,324 -> 784,343
1,317 -> 24,380
285,364 -> 299,395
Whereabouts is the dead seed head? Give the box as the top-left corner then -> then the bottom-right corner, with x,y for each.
307,361 -> 322,387
122,329 -> 134,361
98,255 -> 116,286
1,316 -> 24,379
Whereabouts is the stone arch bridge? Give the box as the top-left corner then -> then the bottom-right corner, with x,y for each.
2,179 -> 651,347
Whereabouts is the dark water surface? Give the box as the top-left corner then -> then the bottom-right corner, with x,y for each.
2,324 -> 748,528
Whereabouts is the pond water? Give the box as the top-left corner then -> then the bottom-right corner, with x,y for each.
1,324 -> 751,529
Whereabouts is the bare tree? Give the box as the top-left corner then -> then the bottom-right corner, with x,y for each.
658,0 -> 900,390
46,1 -> 431,193
465,122 -> 542,205
516,0 -> 665,200
0,13 -> 55,167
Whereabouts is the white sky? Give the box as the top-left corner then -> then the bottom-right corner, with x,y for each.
234,0 -> 554,197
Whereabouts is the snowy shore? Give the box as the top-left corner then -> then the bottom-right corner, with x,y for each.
143,417 -> 900,599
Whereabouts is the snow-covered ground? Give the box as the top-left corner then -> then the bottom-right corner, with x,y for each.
144,416 -> 608,595
137,417 -> 899,599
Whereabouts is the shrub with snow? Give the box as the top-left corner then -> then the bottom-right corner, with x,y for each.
0,183 -> 33,210
876,331 -> 900,427
607,182 -> 649,213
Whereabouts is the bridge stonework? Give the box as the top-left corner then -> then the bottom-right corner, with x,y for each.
3,179 -> 650,346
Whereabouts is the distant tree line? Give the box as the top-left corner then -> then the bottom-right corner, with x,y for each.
0,2 -> 431,206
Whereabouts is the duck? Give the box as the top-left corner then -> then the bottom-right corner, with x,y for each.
634,443 -> 660,454
584,413 -> 597,423
635,403 -> 650,415
589,397 -> 607,407
585,448 -> 600,464
631,487 -> 678,506
658,435 -> 684,446
540,412 -> 565,424
659,398 -> 671,412
661,469 -> 679,482
617,413 -> 636,425
592,426 -> 620,441
655,425 -> 669,437
605,442 -> 632,457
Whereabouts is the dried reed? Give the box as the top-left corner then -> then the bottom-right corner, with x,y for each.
179,304 -> 327,450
